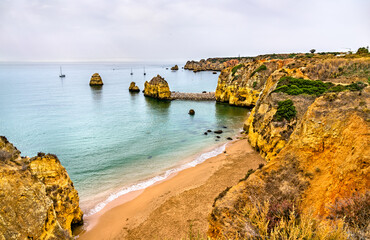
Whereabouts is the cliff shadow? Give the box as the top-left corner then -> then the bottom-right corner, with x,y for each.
214,102 -> 250,127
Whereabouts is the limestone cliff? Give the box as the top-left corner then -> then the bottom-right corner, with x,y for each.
0,137 -> 83,240
89,73 -> 103,86
184,58 -> 240,72
209,88 -> 369,239
208,53 -> 370,239
144,75 -> 171,100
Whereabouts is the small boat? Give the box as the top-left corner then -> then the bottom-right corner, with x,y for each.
130,68 -> 133,75
143,66 -> 146,76
59,66 -> 65,78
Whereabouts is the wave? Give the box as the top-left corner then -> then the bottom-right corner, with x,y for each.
86,143 -> 227,216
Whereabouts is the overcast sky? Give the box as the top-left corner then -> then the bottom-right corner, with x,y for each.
0,0 -> 369,62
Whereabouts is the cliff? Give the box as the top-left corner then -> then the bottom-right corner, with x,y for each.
184,58 -> 240,72
208,53 -> 370,239
0,137 -> 83,239
209,89 -> 369,239
89,73 -> 103,86
144,75 -> 171,100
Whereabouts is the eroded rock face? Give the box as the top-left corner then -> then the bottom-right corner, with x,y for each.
215,60 -> 289,107
0,137 -> 83,240
208,55 -> 370,239
89,73 -> 103,86
184,58 -> 240,72
144,75 -> 171,100
129,82 -> 140,92
209,89 -> 370,239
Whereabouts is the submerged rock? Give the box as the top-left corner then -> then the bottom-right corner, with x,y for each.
0,136 -> 83,239
89,73 -> 103,86
129,82 -> 140,92
144,75 -> 171,100
188,109 -> 195,115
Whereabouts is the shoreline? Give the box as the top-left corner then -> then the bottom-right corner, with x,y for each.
78,137 -> 265,239
82,141 -> 229,219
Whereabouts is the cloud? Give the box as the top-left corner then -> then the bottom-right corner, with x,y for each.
0,0 -> 369,61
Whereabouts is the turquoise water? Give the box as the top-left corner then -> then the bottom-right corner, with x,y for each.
0,63 -> 249,215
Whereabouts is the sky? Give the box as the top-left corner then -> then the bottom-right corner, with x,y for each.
0,0 -> 369,62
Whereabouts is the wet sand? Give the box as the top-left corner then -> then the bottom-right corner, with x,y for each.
79,138 -> 264,240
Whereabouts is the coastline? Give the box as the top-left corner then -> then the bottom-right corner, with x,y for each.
78,137 -> 265,239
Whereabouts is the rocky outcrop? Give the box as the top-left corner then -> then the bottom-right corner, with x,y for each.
128,82 -> 140,92
144,75 -> 171,100
89,73 -> 103,86
0,137 -> 83,240
208,54 -> 370,239
209,89 -> 369,239
215,60 -> 290,107
171,65 -> 179,71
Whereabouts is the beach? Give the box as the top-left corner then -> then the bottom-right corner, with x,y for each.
79,137 -> 265,240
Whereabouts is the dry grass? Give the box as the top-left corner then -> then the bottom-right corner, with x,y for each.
235,201 -> 349,240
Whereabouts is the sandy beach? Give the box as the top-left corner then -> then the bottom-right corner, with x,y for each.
78,138 -> 264,240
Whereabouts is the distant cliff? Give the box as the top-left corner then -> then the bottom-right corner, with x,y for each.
0,137 -> 83,240
209,53 -> 370,239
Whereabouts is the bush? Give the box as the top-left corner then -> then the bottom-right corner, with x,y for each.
231,64 -> 243,76
274,99 -> 297,122
356,47 -> 369,54
274,76 -> 366,96
252,81 -> 257,89
239,169 -> 255,182
250,64 -> 267,77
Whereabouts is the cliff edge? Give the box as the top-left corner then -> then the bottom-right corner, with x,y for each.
0,137 -> 83,240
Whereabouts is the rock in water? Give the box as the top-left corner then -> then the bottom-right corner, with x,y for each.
89,73 -> 103,86
214,130 -> 223,134
188,109 -> 195,115
129,82 -> 140,92
0,136 -> 83,239
171,65 -> 179,71
144,75 -> 171,100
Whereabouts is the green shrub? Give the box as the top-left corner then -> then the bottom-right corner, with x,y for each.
239,169 -> 255,182
250,64 -> 267,77
252,81 -> 257,89
356,47 -> 369,54
274,76 -> 366,96
274,99 -> 297,122
231,64 -> 243,76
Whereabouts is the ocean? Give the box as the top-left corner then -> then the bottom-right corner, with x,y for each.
0,62 -> 249,216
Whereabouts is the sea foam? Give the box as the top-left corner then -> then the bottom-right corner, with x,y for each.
86,143 -> 227,216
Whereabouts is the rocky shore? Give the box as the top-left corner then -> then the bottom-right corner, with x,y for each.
0,136 -> 83,239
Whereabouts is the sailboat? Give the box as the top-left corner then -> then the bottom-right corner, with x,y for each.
143,66 -> 146,76
130,68 -> 133,75
59,66 -> 65,78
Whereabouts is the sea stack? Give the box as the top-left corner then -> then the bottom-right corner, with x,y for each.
171,65 -> 179,71
0,136 -> 83,239
144,75 -> 171,100
89,73 -> 103,86
129,82 -> 140,92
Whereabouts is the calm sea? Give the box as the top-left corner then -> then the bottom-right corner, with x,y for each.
0,62 -> 249,215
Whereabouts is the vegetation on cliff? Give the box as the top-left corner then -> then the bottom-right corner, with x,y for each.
209,52 -> 370,239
